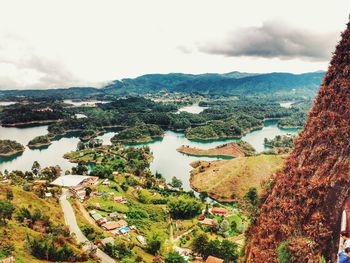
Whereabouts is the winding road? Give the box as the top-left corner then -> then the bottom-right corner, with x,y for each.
59,189 -> 115,263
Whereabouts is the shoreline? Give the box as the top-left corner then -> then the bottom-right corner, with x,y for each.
27,142 -> 52,148
1,119 -> 64,127
0,148 -> 25,157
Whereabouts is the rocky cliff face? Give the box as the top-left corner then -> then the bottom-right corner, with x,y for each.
245,19 -> 350,262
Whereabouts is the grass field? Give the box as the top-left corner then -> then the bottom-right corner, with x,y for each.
190,154 -> 285,202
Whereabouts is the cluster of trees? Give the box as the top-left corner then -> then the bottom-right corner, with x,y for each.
192,233 -> 239,262
44,96 -> 309,142
26,235 -> 87,262
104,239 -> 133,260
0,101 -> 68,124
264,135 -> 295,149
28,135 -> 51,147
0,140 -> 24,155
111,124 -> 164,142
167,196 -> 202,219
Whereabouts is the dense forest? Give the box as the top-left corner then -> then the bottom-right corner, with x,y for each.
0,102 -> 68,125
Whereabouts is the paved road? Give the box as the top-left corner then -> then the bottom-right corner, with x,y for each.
59,189 -> 115,263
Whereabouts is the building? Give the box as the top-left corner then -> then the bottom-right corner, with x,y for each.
102,220 -> 128,231
200,218 -> 217,227
51,174 -> 93,188
205,256 -> 224,263
210,207 -> 228,217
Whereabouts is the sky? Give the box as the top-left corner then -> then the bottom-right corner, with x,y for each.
0,0 -> 349,90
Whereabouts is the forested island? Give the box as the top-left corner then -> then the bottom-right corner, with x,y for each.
111,124 -> 164,143
27,135 -> 52,148
1,97 -> 309,144
0,102 -> 67,126
0,140 -> 25,156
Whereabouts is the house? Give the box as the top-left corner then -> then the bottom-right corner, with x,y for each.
200,218 -> 217,227
95,203 -> 101,210
45,192 -> 52,197
95,217 -> 108,225
205,256 -> 224,263
101,237 -> 115,246
137,235 -> 147,245
102,220 -> 128,231
114,196 -> 127,204
210,207 -> 228,216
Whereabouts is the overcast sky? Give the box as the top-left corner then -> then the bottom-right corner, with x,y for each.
0,0 -> 349,90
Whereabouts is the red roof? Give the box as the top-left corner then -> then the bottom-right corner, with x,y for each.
103,220 -> 128,230
211,207 -> 228,214
205,256 -> 224,263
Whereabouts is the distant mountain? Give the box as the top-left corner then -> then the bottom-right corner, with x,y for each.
103,71 -> 325,97
0,71 -> 325,99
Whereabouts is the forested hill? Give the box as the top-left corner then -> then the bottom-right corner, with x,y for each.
0,71 -> 324,99
104,71 -> 324,96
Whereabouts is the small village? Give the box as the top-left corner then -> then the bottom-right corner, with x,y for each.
45,143 -> 247,262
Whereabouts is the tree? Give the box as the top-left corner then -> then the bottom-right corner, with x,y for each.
72,163 -> 89,175
219,220 -> 230,237
192,233 -> 209,257
199,192 -> 208,202
170,176 -> 183,188
85,187 -> 92,198
219,239 -> 238,262
6,190 -> 13,201
167,196 -> 201,219
245,187 -> 259,206
31,161 -> 41,176
0,200 -> 15,224
147,234 -> 161,255
165,251 -> 186,263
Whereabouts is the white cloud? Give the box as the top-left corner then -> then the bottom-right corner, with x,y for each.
0,0 -> 349,89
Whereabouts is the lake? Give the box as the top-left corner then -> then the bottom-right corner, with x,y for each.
0,120 -> 300,190
63,99 -> 110,107
177,103 -> 207,114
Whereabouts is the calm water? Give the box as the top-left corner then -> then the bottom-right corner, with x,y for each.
0,120 -> 300,190
63,99 -> 110,107
279,101 -> 294,108
0,101 -> 17,106
177,103 -> 207,114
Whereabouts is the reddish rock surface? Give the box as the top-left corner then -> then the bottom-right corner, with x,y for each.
245,18 -> 350,262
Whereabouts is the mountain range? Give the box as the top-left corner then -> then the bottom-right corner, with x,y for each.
0,71 -> 325,99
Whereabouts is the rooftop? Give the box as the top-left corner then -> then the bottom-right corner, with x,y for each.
50,174 -> 91,187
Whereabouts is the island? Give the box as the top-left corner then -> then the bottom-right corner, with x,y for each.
0,102 -> 66,126
185,118 -> 262,140
177,141 -> 255,158
111,124 -> 164,143
190,154 -> 284,202
0,139 -> 25,156
27,135 -> 52,148
263,134 -> 296,154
